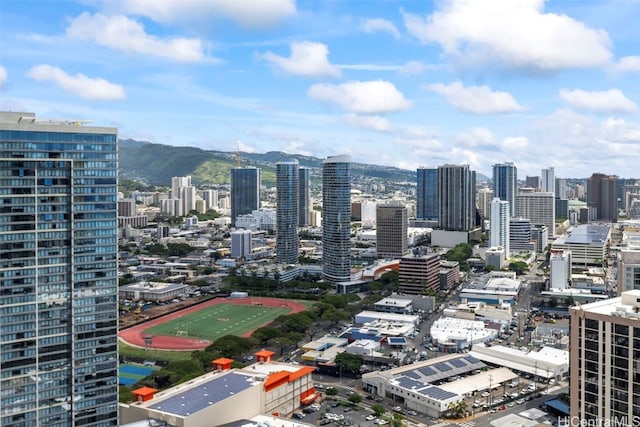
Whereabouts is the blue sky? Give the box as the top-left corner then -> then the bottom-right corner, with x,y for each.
2,0 -> 640,178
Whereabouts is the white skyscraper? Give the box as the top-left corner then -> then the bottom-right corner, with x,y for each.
541,167 -> 555,194
516,191 -> 556,237
490,197 -> 510,257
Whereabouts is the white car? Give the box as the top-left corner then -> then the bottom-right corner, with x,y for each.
366,415 -> 376,421
376,419 -> 389,425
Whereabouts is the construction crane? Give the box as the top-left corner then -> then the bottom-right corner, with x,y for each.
236,149 -> 241,167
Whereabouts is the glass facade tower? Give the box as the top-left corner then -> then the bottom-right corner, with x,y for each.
492,162 -> 517,217
230,167 -> 260,226
298,167 -> 310,227
276,160 -> 299,264
416,168 -> 438,221
0,112 -> 118,426
322,155 -> 351,282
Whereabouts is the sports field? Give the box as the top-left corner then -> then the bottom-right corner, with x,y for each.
143,303 -> 290,341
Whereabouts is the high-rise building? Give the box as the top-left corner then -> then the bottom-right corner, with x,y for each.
438,164 -> 476,231
118,198 -> 137,217
231,229 -> 252,258
516,191 -> 556,237
509,217 -> 535,252
416,167 -> 438,221
322,155 -> 351,282
179,185 -> 196,216
587,173 -> 619,222
398,253 -> 441,294
525,175 -> 540,189
492,162 -> 517,216
171,175 -> 191,199
376,203 -> 408,259
541,167 -> 555,194
549,249 -> 571,289
201,189 -> 218,210
477,188 -> 494,219
489,198 -> 510,257
0,111 -> 118,426
231,167 -> 261,226
276,160 -> 299,264
298,167 -> 310,227
617,249 -> 640,293
555,178 -> 567,199
570,290 -> 640,423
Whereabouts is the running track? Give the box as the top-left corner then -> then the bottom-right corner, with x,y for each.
118,297 -> 306,351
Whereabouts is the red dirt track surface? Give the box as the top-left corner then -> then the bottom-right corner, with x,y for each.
118,297 -> 306,351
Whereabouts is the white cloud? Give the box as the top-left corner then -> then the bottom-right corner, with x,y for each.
259,41 -> 341,78
428,81 -> 523,114
559,88 -> 637,113
453,127 -> 499,149
611,56 -> 640,73
361,18 -> 400,39
501,136 -> 529,150
27,65 -> 126,101
308,80 -> 411,114
101,0 -> 296,28
402,0 -> 611,72
0,66 -> 6,88
342,114 -> 393,132
66,13 -> 205,63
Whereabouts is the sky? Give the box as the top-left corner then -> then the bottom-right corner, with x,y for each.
2,0 -> 640,179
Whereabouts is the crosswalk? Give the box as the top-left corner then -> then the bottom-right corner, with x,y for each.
428,421 -> 475,427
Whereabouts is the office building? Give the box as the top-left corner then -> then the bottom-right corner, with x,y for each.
526,175 -> 540,189
531,224 -> 549,253
587,173 -> 619,222
118,198 -> 137,217
416,167 -> 438,221
570,290 -> 640,423
541,167 -> 555,194
179,185 -> 196,216
322,155 -> 351,282
376,203 -> 408,259
555,178 -> 567,199
398,253 -> 441,294
276,160 -> 299,264
489,197 -> 510,257
510,217 -> 535,252
298,167 -> 310,227
516,191 -> 556,237
492,162 -> 517,216
552,224 -> 611,267
0,111 -> 118,426
477,188 -> 494,220
438,164 -> 476,231
231,167 -> 261,226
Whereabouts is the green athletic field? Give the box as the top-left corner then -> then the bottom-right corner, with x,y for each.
143,303 -> 290,341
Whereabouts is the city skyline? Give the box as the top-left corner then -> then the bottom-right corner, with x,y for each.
2,1 -> 640,178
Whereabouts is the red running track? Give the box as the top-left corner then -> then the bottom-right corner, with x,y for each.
118,297 -> 307,351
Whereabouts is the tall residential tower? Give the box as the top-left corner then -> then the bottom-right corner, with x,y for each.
492,162 -> 517,216
0,111 -> 119,426
276,160 -> 299,264
322,155 -> 351,282
438,164 -> 476,231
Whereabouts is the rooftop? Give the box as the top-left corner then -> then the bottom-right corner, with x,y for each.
573,289 -> 640,317
148,371 -> 259,417
555,224 -> 611,245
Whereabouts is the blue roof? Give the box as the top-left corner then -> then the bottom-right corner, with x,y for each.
149,372 -> 255,416
387,337 -> 407,345
544,398 -> 570,415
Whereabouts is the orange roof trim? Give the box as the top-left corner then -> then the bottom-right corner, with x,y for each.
288,366 -> 315,381
212,357 -> 234,365
255,349 -> 275,358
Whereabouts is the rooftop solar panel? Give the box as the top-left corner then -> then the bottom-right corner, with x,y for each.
433,362 -> 450,372
419,386 -> 457,400
417,366 -> 436,377
464,355 -> 480,364
396,376 -> 424,390
449,358 -> 466,368
404,370 -> 420,379
149,372 -> 254,416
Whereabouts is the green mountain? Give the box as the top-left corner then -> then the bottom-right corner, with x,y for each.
118,139 -> 419,187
